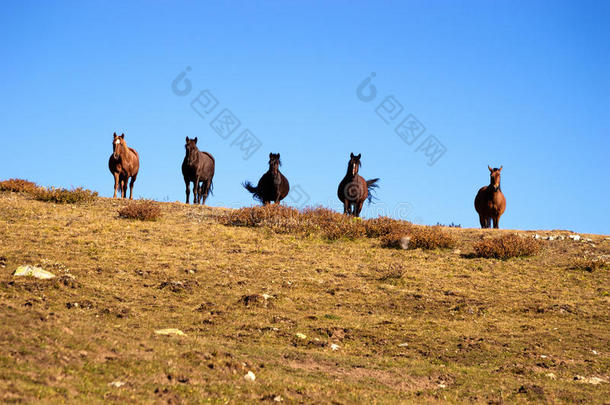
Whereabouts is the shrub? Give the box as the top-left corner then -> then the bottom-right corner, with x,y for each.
376,263 -> 406,281
473,234 -> 542,259
0,178 -> 38,193
569,258 -> 608,272
219,205 -> 301,233
364,216 -> 411,238
118,200 -> 162,221
301,207 -> 366,240
32,187 -> 98,204
380,226 -> 456,250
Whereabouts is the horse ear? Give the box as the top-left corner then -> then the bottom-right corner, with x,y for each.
499,166 -> 503,172
357,153 -> 361,159
350,152 -> 354,158
488,165 -> 493,172
194,137 -> 198,144
185,136 -> 189,143
269,153 -> 273,158
277,153 -> 280,158
120,134 -> 125,139
113,132 -> 117,137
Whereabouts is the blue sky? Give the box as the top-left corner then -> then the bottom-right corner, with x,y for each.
1,0 -> 608,234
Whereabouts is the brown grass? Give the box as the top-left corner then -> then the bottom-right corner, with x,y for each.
31,186 -> 98,204
118,199 -> 162,221
473,233 -> 542,259
0,178 -> 38,193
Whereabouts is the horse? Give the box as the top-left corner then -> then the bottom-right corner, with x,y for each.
108,132 -> 140,199
243,153 -> 290,204
337,153 -> 379,217
182,137 -> 215,205
474,166 -> 506,228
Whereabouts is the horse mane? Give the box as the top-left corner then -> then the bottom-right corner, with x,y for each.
201,151 -> 215,162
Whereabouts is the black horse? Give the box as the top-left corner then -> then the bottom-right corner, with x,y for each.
337,153 -> 379,217
182,137 -> 215,204
243,153 -> 290,204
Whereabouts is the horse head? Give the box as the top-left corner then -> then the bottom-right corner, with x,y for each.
488,165 -> 503,191
113,132 -> 125,160
268,153 -> 281,175
185,137 -> 200,163
348,153 -> 362,176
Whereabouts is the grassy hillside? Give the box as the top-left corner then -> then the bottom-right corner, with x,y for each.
0,190 -> 608,404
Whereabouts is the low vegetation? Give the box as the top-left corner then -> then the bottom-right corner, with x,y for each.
118,199 -> 162,221
220,205 -> 455,249
31,186 -> 98,204
473,233 -> 543,259
0,178 -> 38,193
570,257 -> 609,272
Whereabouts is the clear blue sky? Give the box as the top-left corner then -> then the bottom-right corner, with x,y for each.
1,1 -> 608,234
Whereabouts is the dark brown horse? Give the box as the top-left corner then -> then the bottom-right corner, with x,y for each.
337,153 -> 379,217
182,137 -> 215,205
474,166 -> 506,228
243,153 -> 289,204
108,132 -> 139,199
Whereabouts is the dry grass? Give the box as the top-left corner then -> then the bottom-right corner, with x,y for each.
118,199 -> 162,221
31,186 -> 98,204
0,192 -> 608,404
0,178 -> 39,193
473,233 -> 543,259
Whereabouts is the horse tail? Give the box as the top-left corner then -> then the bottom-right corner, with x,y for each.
242,181 -> 261,201
366,178 -> 380,203
208,180 -> 214,196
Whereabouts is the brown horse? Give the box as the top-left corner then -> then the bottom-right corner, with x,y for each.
108,133 -> 140,199
337,153 -> 379,217
182,137 -> 215,205
243,153 -> 290,204
474,166 -> 506,228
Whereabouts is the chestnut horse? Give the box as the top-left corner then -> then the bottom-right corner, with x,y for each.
108,133 -> 139,199
182,137 -> 215,204
243,153 -> 289,204
337,153 -> 379,217
474,166 -> 506,228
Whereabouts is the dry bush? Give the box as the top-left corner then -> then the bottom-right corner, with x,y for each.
219,205 -> 301,233
380,226 -> 456,250
32,187 -> 98,204
364,216 -> 411,238
570,258 -> 608,272
473,234 -> 542,259
0,178 -> 39,193
118,200 -> 162,221
301,207 -> 366,240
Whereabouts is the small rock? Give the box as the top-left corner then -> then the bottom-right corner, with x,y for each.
273,395 -> 283,402
569,234 -> 581,241
438,384 -> 447,388
261,294 -> 273,300
244,371 -> 256,382
330,343 -> 340,351
548,236 -> 556,241
540,355 -> 547,358
13,265 -> 55,279
295,333 -> 307,340
108,381 -> 125,388
534,234 -> 541,239
398,343 -> 409,347
592,350 -> 599,355
574,375 -> 607,384
154,328 -> 185,336
545,373 -> 556,380
400,236 -> 411,250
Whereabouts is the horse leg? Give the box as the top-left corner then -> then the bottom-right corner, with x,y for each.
122,176 -> 129,199
185,179 -> 191,204
343,200 -> 350,215
113,173 -> 119,198
129,174 -> 137,200
492,216 -> 500,229
478,215 -> 486,229
119,175 -> 126,198
354,200 -> 364,217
